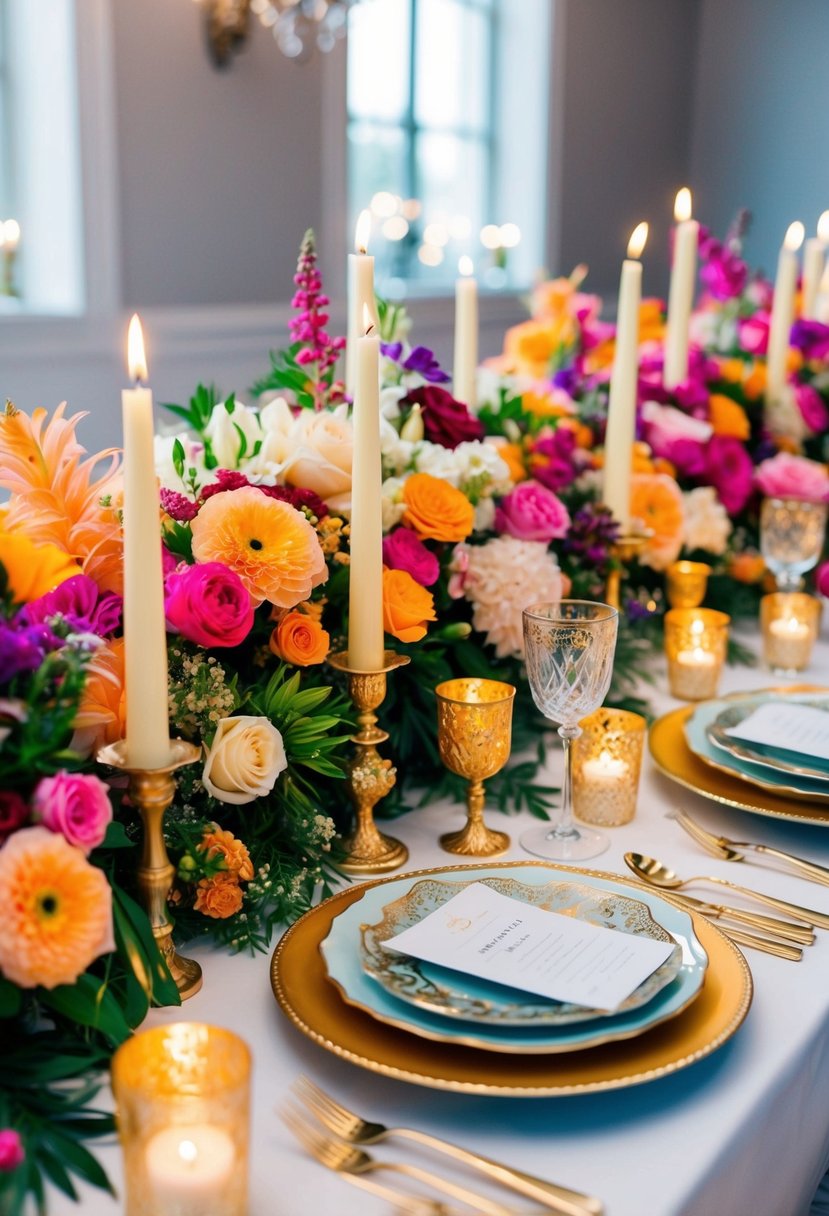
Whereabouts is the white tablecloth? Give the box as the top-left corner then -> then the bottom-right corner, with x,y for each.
49,632 -> 829,1216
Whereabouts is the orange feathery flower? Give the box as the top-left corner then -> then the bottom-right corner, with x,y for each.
199,826 -> 254,881
708,394 -> 750,440
0,526 -> 80,603
194,872 -> 243,919
0,403 -> 123,593
0,826 -> 114,988
629,473 -> 685,572
269,610 -> 329,666
402,473 -> 475,543
382,567 -> 437,644
71,639 -> 126,758
190,486 -> 327,608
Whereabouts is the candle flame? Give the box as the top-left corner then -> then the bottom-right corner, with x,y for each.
784,220 -> 805,252
127,314 -> 148,383
2,219 -> 20,250
458,255 -> 474,277
362,302 -> 375,335
818,211 -> 829,243
177,1140 -> 198,1166
355,209 -> 371,255
674,188 -> 692,223
627,222 -> 649,259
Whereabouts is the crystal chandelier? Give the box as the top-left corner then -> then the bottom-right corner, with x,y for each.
201,0 -> 353,66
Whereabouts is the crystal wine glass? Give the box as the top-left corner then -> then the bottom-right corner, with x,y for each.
521,600 -> 619,861
760,497 -> 828,592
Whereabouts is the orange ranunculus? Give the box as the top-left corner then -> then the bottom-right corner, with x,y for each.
708,394 -> 750,440
728,552 -> 766,584
491,440 -> 527,483
743,364 -> 766,399
402,473 -> 475,543
652,457 -> 678,478
269,610 -> 330,666
718,358 -> 746,383
382,567 -> 437,644
786,348 -> 804,374
637,298 -> 666,344
199,826 -> 254,881
502,317 -> 576,380
71,639 -> 126,758
632,442 -> 655,473
193,872 -> 243,919
0,527 -> 80,604
521,388 -> 573,420
629,473 -> 685,572
530,276 -> 576,320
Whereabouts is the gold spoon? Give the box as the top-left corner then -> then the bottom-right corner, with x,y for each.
624,852 -> 829,929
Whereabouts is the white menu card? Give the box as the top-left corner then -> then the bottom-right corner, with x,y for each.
382,882 -> 674,1011
726,702 -> 829,762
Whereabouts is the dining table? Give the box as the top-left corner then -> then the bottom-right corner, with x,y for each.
47,626 -> 829,1216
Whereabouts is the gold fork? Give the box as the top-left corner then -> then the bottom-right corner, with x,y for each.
293,1076 -> 603,1216
322,1169 -> 465,1216
674,809 -> 829,886
282,1102 -> 520,1216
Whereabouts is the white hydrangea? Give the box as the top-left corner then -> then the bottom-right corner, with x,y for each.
682,487 -> 732,556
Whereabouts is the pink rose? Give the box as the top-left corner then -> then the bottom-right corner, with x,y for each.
754,452 -> 829,503
165,561 -> 254,648
32,772 -> 112,854
737,313 -> 769,355
495,480 -> 571,542
0,1129 -> 24,1172
794,383 -> 829,434
817,562 -> 829,598
640,400 -> 713,475
382,528 -> 440,587
704,436 -> 754,514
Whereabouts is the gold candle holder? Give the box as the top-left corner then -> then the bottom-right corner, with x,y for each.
97,739 -> 203,1000
435,677 -> 515,857
572,708 -> 646,826
112,1022 -> 250,1216
664,607 -> 730,701
666,560 -> 712,609
327,650 -> 411,875
605,533 -> 649,611
760,592 -> 821,674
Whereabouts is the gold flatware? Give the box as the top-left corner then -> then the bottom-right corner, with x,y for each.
655,886 -> 815,945
673,809 -> 829,887
624,852 -> 829,929
282,1103 -> 520,1216
664,895 -> 804,959
319,1169 -> 468,1216
293,1077 -> 603,1216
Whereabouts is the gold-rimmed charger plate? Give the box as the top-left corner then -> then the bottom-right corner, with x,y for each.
270,861 -> 752,1096
651,700 -> 829,827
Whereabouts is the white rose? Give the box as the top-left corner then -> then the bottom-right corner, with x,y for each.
204,400 -> 263,469
202,715 -> 287,805
281,405 -> 353,512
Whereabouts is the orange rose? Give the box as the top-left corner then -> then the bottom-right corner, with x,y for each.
743,364 -> 766,400
199,826 -> 254,881
402,473 -> 475,543
269,610 -> 329,666
728,552 -> 765,585
708,394 -> 750,440
629,473 -> 685,572
194,872 -> 243,919
382,568 -> 437,644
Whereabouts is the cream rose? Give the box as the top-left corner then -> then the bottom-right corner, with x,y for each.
202,715 -> 287,805
281,406 -> 353,511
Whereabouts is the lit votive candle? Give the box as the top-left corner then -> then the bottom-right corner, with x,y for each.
761,592 -> 820,674
573,708 -> 645,826
664,608 -> 730,701
145,1125 -> 235,1216
672,648 -> 718,700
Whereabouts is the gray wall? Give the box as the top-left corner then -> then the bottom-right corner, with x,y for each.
690,0 -> 829,277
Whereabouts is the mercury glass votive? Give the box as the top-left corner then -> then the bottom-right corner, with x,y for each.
760,592 -> 821,675
572,708 -> 646,826
760,497 -> 828,591
666,560 -> 712,609
112,1023 -> 250,1216
664,608 -> 730,701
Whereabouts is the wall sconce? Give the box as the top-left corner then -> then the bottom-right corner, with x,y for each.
198,0 -> 352,68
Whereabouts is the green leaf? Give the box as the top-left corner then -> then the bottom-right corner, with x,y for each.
40,975 -> 132,1046
172,437 -> 186,480
40,1126 -> 115,1195
0,975 -> 22,1018
100,820 -> 133,850
37,1146 -> 78,1202
113,887 -> 181,1009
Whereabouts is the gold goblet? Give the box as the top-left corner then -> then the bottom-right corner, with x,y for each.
435,678 -> 515,857
666,560 -> 712,609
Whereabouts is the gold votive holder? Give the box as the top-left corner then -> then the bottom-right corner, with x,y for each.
572,708 -> 646,826
664,608 -> 730,701
760,592 -> 821,675
112,1023 -> 250,1216
666,560 -> 712,609
435,677 -> 515,857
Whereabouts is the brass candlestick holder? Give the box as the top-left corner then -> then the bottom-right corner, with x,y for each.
327,650 -> 411,875
605,533 -> 649,610
97,739 -> 203,1000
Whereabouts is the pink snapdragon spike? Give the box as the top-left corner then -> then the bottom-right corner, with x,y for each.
290,228 -> 346,410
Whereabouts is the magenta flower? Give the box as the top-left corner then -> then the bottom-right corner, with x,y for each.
754,452 -> 829,503
816,561 -> 829,598
495,480 -> 571,542
383,528 -> 440,587
794,382 -> 829,433
32,771 -> 113,854
704,436 -> 754,514
738,314 -> 770,355
160,488 -> 200,522
790,319 -> 829,361
0,1129 -> 24,1172
290,229 -> 346,409
23,574 -> 122,638
165,561 -> 255,647
531,428 -> 580,492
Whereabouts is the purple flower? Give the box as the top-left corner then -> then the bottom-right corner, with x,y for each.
790,319 -> 829,361
697,225 -> 748,300
401,346 -> 450,383
0,621 -> 56,684
23,575 -> 122,638
382,529 -> 440,586
704,436 -> 754,514
531,429 -> 580,492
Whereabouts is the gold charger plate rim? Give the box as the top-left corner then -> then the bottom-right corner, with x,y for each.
651,685 -> 829,827
270,860 -> 752,1096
